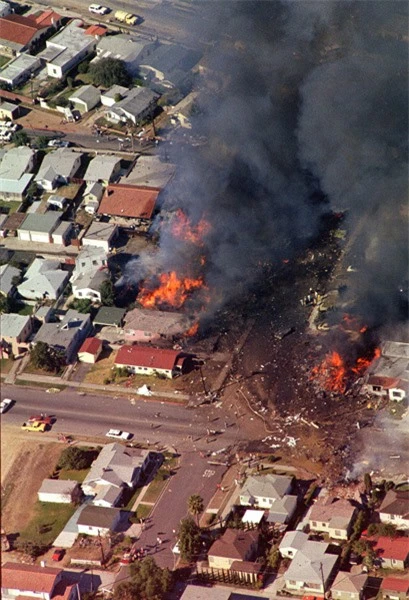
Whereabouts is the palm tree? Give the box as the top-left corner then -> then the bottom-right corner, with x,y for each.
187,494 -> 204,526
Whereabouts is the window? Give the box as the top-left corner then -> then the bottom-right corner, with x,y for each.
311,521 -> 317,527
288,550 -> 293,556
306,583 -> 321,590
335,529 -> 341,536
372,385 -> 382,392
391,514 -> 396,519
92,260 -> 97,265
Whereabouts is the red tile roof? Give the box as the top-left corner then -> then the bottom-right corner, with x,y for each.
1,562 -> 62,593
85,24 -> 108,36
375,536 -> 409,561
98,184 -> 160,219
79,336 -> 102,355
115,344 -> 181,371
367,375 -> 402,389
381,577 -> 409,592
28,9 -> 62,26
0,14 -> 46,46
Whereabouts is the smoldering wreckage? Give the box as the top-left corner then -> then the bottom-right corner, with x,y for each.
117,2 -> 408,483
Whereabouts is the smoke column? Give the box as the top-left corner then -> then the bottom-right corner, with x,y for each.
131,1 -> 408,325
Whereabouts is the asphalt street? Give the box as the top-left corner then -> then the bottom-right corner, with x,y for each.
0,384 -> 244,452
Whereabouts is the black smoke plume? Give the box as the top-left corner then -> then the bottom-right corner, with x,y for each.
130,1 -> 408,325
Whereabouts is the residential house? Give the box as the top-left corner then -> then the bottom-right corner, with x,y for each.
279,531 -> 310,560
95,34 -> 156,77
362,341 -> 409,401
0,14 -> 48,56
282,538 -> 339,595
240,474 -> 294,509
47,194 -> 67,210
27,9 -> 62,30
265,494 -> 298,526
100,84 -> 129,108
38,19 -> 97,79
0,313 -> 33,357
93,305 -> 125,328
0,1 -> 11,17
138,43 -> 201,93
179,586 -> 271,600
380,577 -> 409,600
69,84 -> 100,113
120,154 -> 175,188
83,155 -> 121,185
82,443 -> 155,507
82,181 -> 104,215
106,86 -> 159,126
97,183 -> 159,227
17,257 -> 69,300
77,505 -> 122,536
1,563 -> 78,600
374,536 -> 409,569
306,496 -> 357,540
38,479 -> 81,504
51,221 -> 73,246
123,307 -> 195,342
0,174 -> 33,202
17,212 -> 63,244
84,24 -> 108,38
82,221 -> 118,252
34,309 -> 92,362
0,100 -> 19,120
71,267 -> 109,302
35,149 -> 81,191
1,212 -> 26,236
74,246 -> 108,275
168,91 -> 197,129
379,490 -> 409,530
331,571 -> 368,600
0,263 -> 21,297
34,304 -> 54,323
0,147 -> 35,181
78,336 -> 103,363
0,53 -> 42,88
208,529 -> 259,570
115,344 -> 191,379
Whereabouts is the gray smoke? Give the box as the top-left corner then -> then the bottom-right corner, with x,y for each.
131,1 -> 408,323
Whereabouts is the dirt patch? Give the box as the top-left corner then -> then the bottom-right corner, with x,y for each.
1,426 -> 63,537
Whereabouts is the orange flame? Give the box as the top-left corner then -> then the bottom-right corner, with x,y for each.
171,209 -> 211,246
311,351 -> 347,393
185,322 -> 199,337
139,271 -> 204,309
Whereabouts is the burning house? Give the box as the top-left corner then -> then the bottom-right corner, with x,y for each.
123,307 -> 195,343
361,341 -> 409,402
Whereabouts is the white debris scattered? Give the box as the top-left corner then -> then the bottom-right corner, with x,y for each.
270,444 -> 281,449
137,385 -> 153,396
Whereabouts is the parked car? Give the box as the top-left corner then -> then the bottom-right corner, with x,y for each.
0,398 -> 13,413
28,414 -> 53,425
48,139 -> 70,148
106,429 -> 132,440
89,3 -> 110,14
52,548 -> 65,561
21,421 -> 46,432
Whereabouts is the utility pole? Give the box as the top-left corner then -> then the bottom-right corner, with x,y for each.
97,531 -> 106,566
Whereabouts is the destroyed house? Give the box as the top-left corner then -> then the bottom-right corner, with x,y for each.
362,341 -> 409,401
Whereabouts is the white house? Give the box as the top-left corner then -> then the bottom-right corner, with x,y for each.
71,267 -> 109,302
77,505 -> 122,536
17,212 -> 63,244
106,86 -> 159,125
0,53 -> 41,88
240,474 -> 294,509
82,221 -> 118,252
78,337 -> 103,363
38,19 -> 97,79
379,490 -> 409,530
1,563 -> 78,600
74,245 -> 107,275
69,84 -> 100,113
282,538 -> 339,595
100,84 -> 129,107
38,479 -> 81,503
17,257 -> 69,300
35,149 -> 81,191
52,221 -> 72,246
83,154 -> 121,185
115,344 -> 190,379
82,181 -> 104,215
306,496 -> 357,540
362,341 -> 409,402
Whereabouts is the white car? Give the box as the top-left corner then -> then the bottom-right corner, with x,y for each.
0,398 -> 13,414
89,4 -> 110,14
106,429 -> 132,440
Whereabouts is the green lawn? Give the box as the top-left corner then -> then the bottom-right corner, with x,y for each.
0,358 -> 13,375
19,501 -> 76,546
136,503 -> 152,520
59,469 -> 88,483
0,55 -> 10,68
0,200 -> 22,214
142,476 -> 169,504
16,304 -> 33,316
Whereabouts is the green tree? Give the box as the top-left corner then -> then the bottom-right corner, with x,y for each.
0,295 -> 12,313
58,446 -> 96,470
30,341 -> 65,373
100,279 -> 115,306
89,57 -> 131,87
26,180 -> 39,199
69,298 -> 93,313
187,494 -> 204,525
35,135 -> 49,149
267,547 -> 280,569
367,522 -> 397,538
178,517 -> 200,562
114,557 -> 172,600
364,472 -> 372,494
16,539 -> 49,558
12,131 -> 29,146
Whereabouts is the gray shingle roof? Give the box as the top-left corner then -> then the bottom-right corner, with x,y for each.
83,154 -> 120,183
93,305 -> 125,326
0,313 -> 31,338
18,212 -> 62,234
77,505 -> 121,528
69,84 -> 100,107
241,474 -> 293,501
38,479 -> 78,495
110,86 -> 158,120
0,146 -> 35,181
0,263 -> 20,296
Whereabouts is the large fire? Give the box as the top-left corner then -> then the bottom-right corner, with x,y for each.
138,271 -> 205,309
171,209 -> 211,246
311,347 -> 381,393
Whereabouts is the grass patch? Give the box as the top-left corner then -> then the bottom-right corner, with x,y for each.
0,55 -> 10,68
23,361 -> 64,377
15,379 -> 66,391
16,304 -> 34,316
142,476 -> 169,505
0,199 -> 22,214
58,468 -> 88,483
136,503 -> 152,520
19,501 -> 76,546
